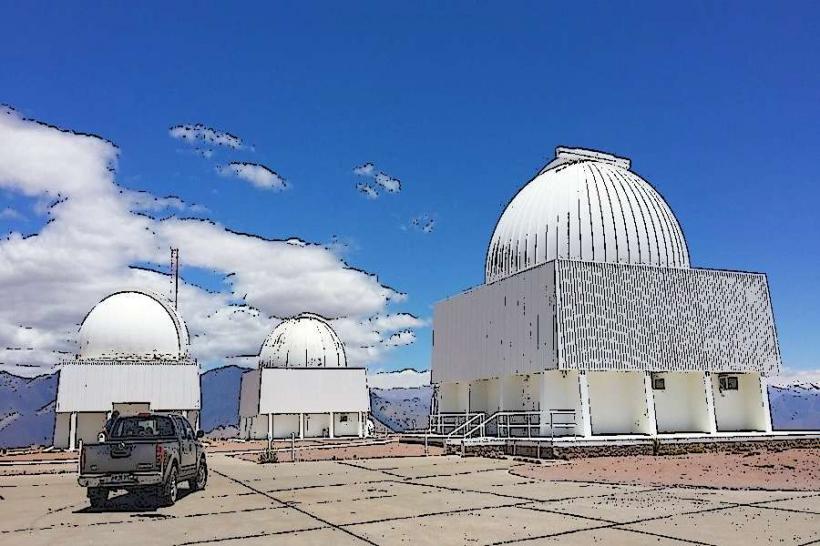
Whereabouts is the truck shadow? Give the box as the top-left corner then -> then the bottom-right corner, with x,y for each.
74,487 -> 195,513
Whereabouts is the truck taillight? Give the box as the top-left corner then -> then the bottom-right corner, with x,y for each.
156,444 -> 164,466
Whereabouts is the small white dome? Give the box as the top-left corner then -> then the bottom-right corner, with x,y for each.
486,147 -> 690,283
78,290 -> 189,360
259,313 -> 347,368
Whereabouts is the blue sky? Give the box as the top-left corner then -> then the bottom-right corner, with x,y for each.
1,1 -> 818,372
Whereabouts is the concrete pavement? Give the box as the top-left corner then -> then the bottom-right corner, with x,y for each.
1,453 -> 818,545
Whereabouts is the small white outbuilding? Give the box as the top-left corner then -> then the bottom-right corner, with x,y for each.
239,313 -> 369,440
54,290 -> 201,450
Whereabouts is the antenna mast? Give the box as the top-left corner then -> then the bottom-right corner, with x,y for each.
170,248 -> 179,310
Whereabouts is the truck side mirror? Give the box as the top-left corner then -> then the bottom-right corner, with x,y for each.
196,430 -> 204,439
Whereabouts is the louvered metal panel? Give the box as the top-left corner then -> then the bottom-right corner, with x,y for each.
556,260 -> 781,374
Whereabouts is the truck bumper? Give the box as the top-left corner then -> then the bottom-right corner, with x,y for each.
78,472 -> 163,488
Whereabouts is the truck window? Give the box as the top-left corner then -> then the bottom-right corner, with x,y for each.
182,418 -> 196,439
110,416 -> 175,438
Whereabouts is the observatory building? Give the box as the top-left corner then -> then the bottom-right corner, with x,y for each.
54,290 -> 201,450
431,147 -> 781,439
239,313 -> 369,440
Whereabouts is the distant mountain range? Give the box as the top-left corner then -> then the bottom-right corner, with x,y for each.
0,371 -> 58,449
1,368 -> 818,449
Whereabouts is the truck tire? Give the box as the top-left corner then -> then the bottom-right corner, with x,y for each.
88,487 -> 108,509
191,458 -> 208,491
159,465 -> 178,507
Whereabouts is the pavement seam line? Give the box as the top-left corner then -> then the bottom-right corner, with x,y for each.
211,467 -> 378,546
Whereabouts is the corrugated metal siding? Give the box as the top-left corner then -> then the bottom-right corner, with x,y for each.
431,263 -> 558,384
56,362 -> 201,412
556,260 -> 782,374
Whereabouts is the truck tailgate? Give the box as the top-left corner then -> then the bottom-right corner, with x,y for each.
81,442 -> 159,474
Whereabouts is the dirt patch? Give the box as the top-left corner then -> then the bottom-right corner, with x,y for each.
234,439 -> 443,463
512,448 -> 820,491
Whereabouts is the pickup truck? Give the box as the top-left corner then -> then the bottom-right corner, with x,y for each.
78,413 -> 207,508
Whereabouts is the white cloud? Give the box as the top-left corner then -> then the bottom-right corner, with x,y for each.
385,330 -> 416,347
370,313 -> 428,333
356,182 -> 379,199
353,162 -> 402,197
121,189 -> 208,214
169,123 -> 243,149
367,368 -> 431,389
353,163 -> 375,177
0,107 -> 419,372
217,162 -> 288,191
374,172 -> 401,193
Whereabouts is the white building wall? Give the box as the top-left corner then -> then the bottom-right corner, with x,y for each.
587,371 -> 652,435
468,379 -> 492,414
76,412 -> 107,445
239,369 -> 261,418
274,414 -> 301,439
432,262 -> 558,384
53,413 -> 71,449
538,370 -> 588,436
334,412 -> 361,437
712,373 -> 769,432
500,375 -> 525,411
56,363 -> 201,413
653,372 -> 713,433
438,382 -> 469,412
258,368 -> 368,414
304,413 -> 329,438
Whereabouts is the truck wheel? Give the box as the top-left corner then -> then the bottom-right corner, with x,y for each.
191,458 -> 208,491
88,487 -> 108,509
160,465 -> 178,507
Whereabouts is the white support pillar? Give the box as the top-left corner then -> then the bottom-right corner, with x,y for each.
759,374 -> 773,433
643,372 -> 658,436
68,411 -> 78,452
577,372 -> 592,438
357,412 -> 364,438
182,410 -> 188,421
329,412 -> 335,438
538,372 -> 549,437
267,413 -> 273,445
298,413 -> 305,439
703,372 -> 718,434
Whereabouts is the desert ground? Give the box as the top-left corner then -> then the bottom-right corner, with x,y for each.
1,441 -> 818,545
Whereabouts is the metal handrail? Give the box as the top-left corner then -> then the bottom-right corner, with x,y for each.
461,409 -> 577,439
428,412 -> 485,436
446,412 -> 486,438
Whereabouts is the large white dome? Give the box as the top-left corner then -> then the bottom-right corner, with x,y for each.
486,147 -> 689,283
78,290 -> 190,360
259,313 -> 347,368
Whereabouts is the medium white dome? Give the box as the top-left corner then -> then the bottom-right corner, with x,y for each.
259,313 -> 347,368
486,147 -> 689,283
78,290 -> 190,360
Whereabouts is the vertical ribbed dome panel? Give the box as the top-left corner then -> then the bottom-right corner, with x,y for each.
486,148 -> 689,283
258,313 -> 347,368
